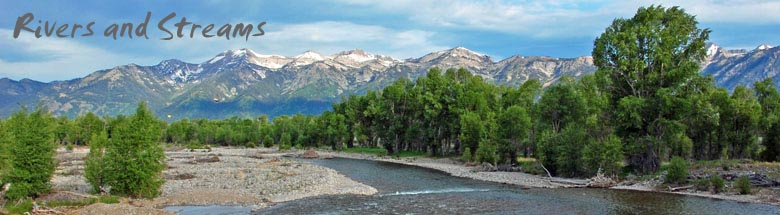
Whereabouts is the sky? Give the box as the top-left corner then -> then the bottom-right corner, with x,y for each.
1,0 -> 779,82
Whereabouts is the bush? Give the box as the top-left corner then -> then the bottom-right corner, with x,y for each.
694,178 -> 710,191
665,156 -> 689,184
262,135 -> 274,148
735,175 -> 752,194
460,148 -> 473,162
2,106 -> 57,200
710,175 -> 725,194
246,142 -> 257,148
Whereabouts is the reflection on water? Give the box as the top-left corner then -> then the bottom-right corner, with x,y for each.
260,158 -> 778,215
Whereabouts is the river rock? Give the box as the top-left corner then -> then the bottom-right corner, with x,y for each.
302,150 -> 319,159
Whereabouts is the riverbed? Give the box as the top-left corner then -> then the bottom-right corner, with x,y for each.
171,157 -> 779,214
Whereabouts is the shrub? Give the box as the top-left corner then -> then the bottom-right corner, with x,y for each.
710,175 -> 725,194
735,175 -> 752,195
262,135 -> 274,148
2,106 -> 57,200
694,178 -> 710,191
460,148 -> 473,162
665,156 -> 689,184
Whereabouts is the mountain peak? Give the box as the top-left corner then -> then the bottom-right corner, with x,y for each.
706,43 -> 721,56
227,48 -> 258,57
755,44 -> 774,51
332,49 -> 377,63
295,50 -> 326,60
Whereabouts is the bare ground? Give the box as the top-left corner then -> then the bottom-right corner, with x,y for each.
47,147 -> 376,214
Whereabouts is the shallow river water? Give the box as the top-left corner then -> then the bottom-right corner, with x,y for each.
167,158 -> 779,214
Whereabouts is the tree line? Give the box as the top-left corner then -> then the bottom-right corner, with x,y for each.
2,5 -> 780,202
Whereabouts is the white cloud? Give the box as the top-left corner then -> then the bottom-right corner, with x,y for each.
154,21 -> 449,62
0,29 -> 150,82
0,21 -> 449,81
337,0 -> 780,38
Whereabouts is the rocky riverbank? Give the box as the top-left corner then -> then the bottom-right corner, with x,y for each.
48,147 -> 376,214
311,149 -> 780,205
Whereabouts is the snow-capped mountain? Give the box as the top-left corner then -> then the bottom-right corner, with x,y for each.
702,43 -> 780,90
4,44 -> 775,119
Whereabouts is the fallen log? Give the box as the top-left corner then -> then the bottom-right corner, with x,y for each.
669,185 -> 693,192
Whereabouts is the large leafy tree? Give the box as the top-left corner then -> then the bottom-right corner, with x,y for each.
1,105 -> 57,200
103,102 -> 165,198
755,78 -> 780,161
593,5 -> 710,173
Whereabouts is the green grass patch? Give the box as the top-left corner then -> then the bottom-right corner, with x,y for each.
4,198 -> 34,214
517,157 -> 546,175
343,147 -> 387,155
47,195 -> 121,207
393,150 -> 426,158
2,196 -> 120,214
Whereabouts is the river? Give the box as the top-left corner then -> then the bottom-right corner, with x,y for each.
167,157 -> 779,214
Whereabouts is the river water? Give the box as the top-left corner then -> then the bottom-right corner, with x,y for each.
168,158 -> 779,214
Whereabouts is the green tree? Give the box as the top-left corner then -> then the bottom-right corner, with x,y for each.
103,102 -> 165,198
2,106 -> 57,200
0,119 -> 10,180
593,5 -> 710,173
497,105 -> 531,165
279,133 -> 292,150
755,78 -> 780,161
84,131 -> 109,193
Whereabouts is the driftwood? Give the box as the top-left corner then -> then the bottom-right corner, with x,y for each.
588,168 -> 617,188
540,163 -> 553,178
669,185 -> 693,192
26,201 -> 65,215
550,178 -> 589,187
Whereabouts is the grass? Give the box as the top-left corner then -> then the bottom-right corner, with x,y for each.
516,157 -> 546,175
393,150 -> 426,158
3,198 -> 33,215
2,196 -> 120,214
343,147 -> 387,156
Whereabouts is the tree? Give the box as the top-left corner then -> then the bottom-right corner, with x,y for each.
593,5 -> 710,173
85,131 -> 109,193
755,78 -> 780,161
2,105 -> 57,200
497,105 -> 531,165
0,119 -> 10,180
103,102 -> 165,198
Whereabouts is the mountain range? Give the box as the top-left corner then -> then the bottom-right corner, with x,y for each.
0,43 -> 777,119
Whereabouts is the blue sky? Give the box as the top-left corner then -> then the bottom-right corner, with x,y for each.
1,0 -> 779,82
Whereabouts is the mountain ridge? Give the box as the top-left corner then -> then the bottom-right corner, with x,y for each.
1,44 -> 777,119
